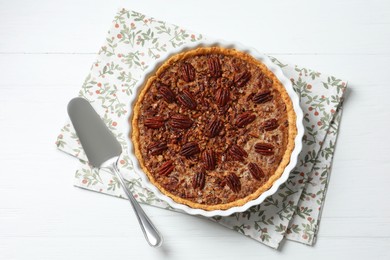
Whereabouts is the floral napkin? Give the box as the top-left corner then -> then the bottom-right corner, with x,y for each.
56,8 -> 347,249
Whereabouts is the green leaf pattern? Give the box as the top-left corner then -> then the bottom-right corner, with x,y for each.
55,8 -> 347,249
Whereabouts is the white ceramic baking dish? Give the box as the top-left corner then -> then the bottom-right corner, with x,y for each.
126,39 -> 304,217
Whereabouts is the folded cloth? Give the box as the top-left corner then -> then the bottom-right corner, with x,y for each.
55,8 -> 347,249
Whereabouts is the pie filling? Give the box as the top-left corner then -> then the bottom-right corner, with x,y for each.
131,47 -> 296,210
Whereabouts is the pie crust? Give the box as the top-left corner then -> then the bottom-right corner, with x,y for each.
131,47 -> 297,211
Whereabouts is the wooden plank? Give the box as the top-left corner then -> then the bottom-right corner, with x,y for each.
1,189 -> 390,238
0,0 -> 389,54
1,237 -> 389,259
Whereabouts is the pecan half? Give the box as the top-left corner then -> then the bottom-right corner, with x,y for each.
179,63 -> 196,82
169,114 -> 193,129
202,149 -> 216,170
208,56 -> 222,78
157,83 -> 175,103
228,144 -> 248,162
261,119 -> 278,131
235,111 -> 256,128
252,90 -> 272,104
147,141 -> 168,155
177,90 -> 197,110
226,173 -> 241,193
193,170 -> 206,189
234,70 -> 251,88
179,142 -> 200,157
157,160 -> 174,176
144,116 -> 165,129
215,87 -> 230,107
248,162 -> 265,180
254,143 -> 274,156
206,118 -> 224,138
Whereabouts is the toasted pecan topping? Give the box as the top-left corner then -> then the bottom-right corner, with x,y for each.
147,141 -> 168,155
177,90 -> 197,110
226,173 -> 241,193
234,70 -> 251,88
179,63 -> 196,82
206,118 -> 224,138
235,111 -> 256,128
136,48 -> 291,207
254,143 -> 274,156
228,144 -> 248,162
144,116 -> 165,129
252,90 -> 272,104
202,149 -> 217,170
248,162 -> 265,180
157,83 -> 175,103
163,176 -> 179,191
215,87 -> 230,107
208,56 -> 222,78
157,160 -> 174,176
219,103 -> 230,115
193,170 -> 206,189
169,114 -> 193,129
261,119 -> 278,131
179,142 -> 200,157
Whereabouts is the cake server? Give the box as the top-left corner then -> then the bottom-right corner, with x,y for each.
67,97 -> 163,247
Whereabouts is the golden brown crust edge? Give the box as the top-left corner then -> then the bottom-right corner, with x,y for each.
131,47 -> 297,211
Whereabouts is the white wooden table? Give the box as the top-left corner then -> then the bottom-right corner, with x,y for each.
1,0 -> 389,259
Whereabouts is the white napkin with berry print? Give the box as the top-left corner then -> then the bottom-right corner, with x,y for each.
55,8 -> 347,249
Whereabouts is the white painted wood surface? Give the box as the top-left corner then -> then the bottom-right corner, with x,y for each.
1,0 -> 389,259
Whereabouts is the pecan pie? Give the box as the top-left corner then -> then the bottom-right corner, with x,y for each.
131,47 -> 297,211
